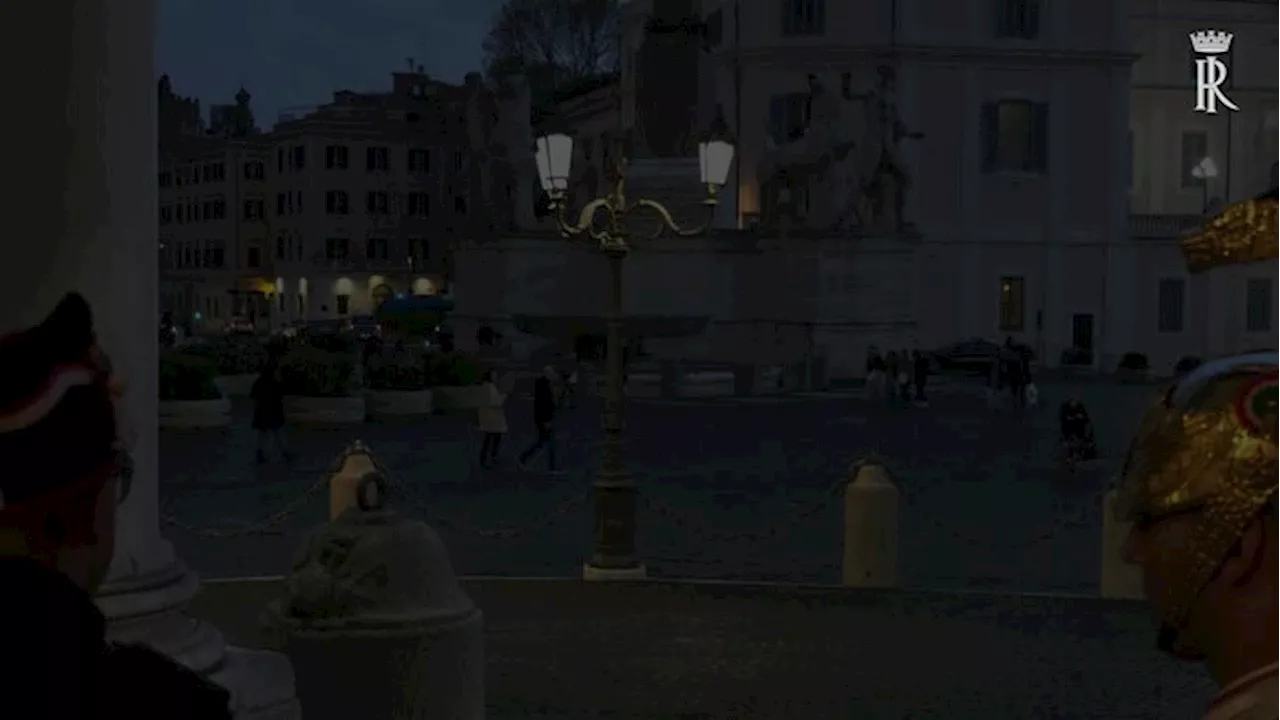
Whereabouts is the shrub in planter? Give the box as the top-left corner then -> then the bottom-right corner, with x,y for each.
366,350 -> 430,391
1059,347 -> 1094,367
427,352 -> 482,387
159,352 -> 222,401
280,347 -> 358,397
1174,356 -> 1204,375
1118,352 -> 1150,371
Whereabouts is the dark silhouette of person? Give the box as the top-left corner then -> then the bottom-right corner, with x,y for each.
0,293 -> 232,718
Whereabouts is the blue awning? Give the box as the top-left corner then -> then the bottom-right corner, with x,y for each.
376,295 -> 455,316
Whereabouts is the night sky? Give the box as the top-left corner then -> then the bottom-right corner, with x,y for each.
156,0 -> 503,128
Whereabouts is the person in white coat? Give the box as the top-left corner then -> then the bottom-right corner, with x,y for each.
476,370 -> 508,468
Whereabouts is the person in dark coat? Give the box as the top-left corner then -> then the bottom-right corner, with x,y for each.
0,293 -> 232,719
518,366 -> 561,473
912,349 -> 930,403
250,354 -> 290,463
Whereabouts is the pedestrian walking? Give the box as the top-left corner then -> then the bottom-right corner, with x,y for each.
476,370 -> 508,468
897,348 -> 913,401
912,349 -> 930,405
250,352 -> 291,463
518,366 -> 561,474
866,346 -> 887,400
1002,337 -> 1025,409
885,351 -> 900,403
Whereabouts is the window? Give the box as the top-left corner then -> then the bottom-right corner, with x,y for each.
1128,129 -> 1135,190
211,197 -> 226,219
1157,278 -> 1185,333
276,234 -> 286,260
407,191 -> 430,216
278,293 -> 286,312
325,237 -> 350,260
242,199 -> 265,220
1180,131 -> 1209,188
1246,278 -> 1272,333
247,246 -> 262,268
454,196 -> 468,214
159,206 -> 173,225
768,93 -> 810,145
295,191 -> 303,213
453,151 -> 464,172
325,145 -> 349,170
981,100 -> 1048,173
325,191 -> 349,215
336,294 -> 350,316
998,276 -> 1025,332
209,241 -> 225,268
366,147 -> 390,172
244,161 -> 264,180
994,0 -> 1040,39
408,237 -> 428,263
276,149 -> 285,173
365,237 -> 388,260
780,0 -> 825,36
277,193 -> 287,215
292,145 -> 306,169
176,205 -> 184,223
365,191 -> 389,215
407,148 -> 430,173
159,171 -> 172,188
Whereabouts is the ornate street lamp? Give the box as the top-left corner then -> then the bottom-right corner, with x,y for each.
534,119 -> 735,580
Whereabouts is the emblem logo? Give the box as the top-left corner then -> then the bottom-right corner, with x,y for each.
1235,374 -> 1278,436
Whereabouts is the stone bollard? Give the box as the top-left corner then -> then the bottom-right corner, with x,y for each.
263,441 -> 485,720
842,460 -> 900,587
1099,488 -> 1145,599
328,441 -> 382,520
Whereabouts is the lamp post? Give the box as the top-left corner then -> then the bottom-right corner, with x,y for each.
533,122 -> 735,580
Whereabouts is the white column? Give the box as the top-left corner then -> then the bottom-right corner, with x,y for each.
0,3 -> 297,718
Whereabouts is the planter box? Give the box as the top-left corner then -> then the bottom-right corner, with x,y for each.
283,395 -> 367,424
365,389 -> 434,418
432,386 -> 486,411
214,373 -> 257,397
158,398 -> 232,429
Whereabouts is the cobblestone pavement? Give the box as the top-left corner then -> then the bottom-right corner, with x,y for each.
192,578 -> 1216,719
160,377 -> 1159,592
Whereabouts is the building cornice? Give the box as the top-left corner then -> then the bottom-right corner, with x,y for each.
720,45 -> 1139,67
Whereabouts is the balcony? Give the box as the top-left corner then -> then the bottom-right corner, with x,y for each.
1128,213 -> 1203,240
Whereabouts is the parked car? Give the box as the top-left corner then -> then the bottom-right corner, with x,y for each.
931,338 -> 1035,374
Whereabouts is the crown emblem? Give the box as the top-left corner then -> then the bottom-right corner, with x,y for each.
1189,30 -> 1233,55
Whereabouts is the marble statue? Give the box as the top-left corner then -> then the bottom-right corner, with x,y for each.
758,67 -> 924,234
758,73 -> 866,231
851,65 -> 924,234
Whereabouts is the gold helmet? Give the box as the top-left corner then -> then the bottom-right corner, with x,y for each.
1115,191 -> 1279,653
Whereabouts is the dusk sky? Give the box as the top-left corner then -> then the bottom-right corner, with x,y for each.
156,0 -> 504,127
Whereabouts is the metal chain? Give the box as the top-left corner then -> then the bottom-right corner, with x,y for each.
161,473 -> 330,538
640,477 -> 847,545
379,471 -> 591,540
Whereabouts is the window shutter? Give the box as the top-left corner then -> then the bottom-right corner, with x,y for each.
1029,102 -> 1049,172
769,95 -> 787,145
980,103 -> 998,172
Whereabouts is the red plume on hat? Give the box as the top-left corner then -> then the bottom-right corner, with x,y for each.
0,293 -> 119,512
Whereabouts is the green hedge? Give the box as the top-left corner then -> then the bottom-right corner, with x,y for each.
428,352 -> 482,387
181,335 -> 269,375
366,349 -> 430,391
279,346 -> 357,397
159,352 -> 222,401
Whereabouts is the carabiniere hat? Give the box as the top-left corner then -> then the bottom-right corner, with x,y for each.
1114,192 -> 1279,655
0,293 -> 127,517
